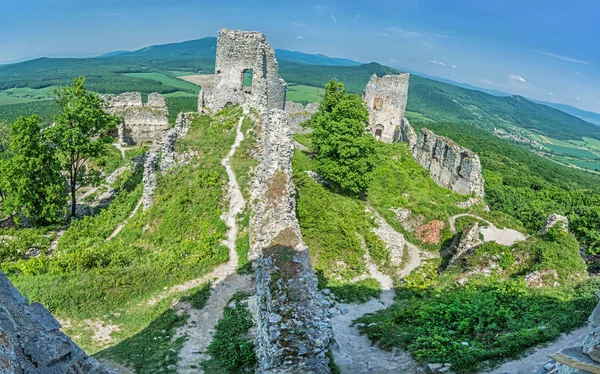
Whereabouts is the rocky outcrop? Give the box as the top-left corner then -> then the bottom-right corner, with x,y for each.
285,101 -> 319,134
403,126 -> 485,197
0,272 -> 113,374
400,118 -> 417,149
102,92 -> 170,145
542,213 -> 569,235
371,212 -> 406,267
142,113 -> 190,209
249,109 -> 332,373
449,223 -> 483,267
551,301 -> 600,373
363,74 -> 410,143
199,29 -> 287,114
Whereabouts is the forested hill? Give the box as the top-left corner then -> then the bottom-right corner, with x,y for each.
1,37 -> 600,141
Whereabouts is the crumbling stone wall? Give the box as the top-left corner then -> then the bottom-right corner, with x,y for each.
198,29 -> 287,114
102,92 -> 170,145
363,73 -> 410,143
401,123 -> 485,197
249,109 -> 332,373
142,113 -> 190,209
0,272 -> 113,374
285,101 -> 319,134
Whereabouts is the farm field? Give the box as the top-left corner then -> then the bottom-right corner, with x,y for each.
545,143 -> 599,159
286,84 -> 324,103
121,72 -> 200,92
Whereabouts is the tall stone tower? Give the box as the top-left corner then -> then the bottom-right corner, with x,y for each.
363,73 -> 410,143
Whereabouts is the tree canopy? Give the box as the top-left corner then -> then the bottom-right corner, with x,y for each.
0,115 -> 65,224
310,80 -> 377,194
45,76 -> 120,217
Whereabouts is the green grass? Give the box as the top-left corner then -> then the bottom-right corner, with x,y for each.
4,108 -> 242,355
563,158 -> 600,171
201,292 -> 256,373
583,137 -> 600,151
122,72 -> 200,92
545,143 -> 599,159
0,91 -> 40,105
170,71 -> 199,76
286,84 -> 324,103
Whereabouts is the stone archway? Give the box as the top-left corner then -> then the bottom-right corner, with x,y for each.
374,124 -> 385,140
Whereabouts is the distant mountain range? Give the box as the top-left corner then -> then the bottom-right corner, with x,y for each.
1,36 -> 599,141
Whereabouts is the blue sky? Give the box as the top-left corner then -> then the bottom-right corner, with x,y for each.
1,0 -> 599,113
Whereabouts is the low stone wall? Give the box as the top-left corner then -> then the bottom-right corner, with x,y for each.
102,92 -> 170,145
249,109 -> 332,373
401,122 -> 485,197
142,113 -> 190,209
0,272 -> 113,374
285,101 -> 319,134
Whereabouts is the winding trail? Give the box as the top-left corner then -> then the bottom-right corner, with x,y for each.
484,326 -> 588,374
106,199 -> 143,241
448,213 -> 526,247
330,211 -> 426,373
171,116 -> 250,373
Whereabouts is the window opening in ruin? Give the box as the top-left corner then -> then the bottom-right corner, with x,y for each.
374,96 -> 384,111
242,69 -> 253,94
374,124 -> 384,140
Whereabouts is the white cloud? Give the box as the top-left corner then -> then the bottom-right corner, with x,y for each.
382,27 -> 449,39
480,79 -> 494,85
576,97 -> 582,101
429,60 -> 446,66
549,92 -> 555,96
291,22 -> 307,28
535,50 -> 588,64
295,36 -> 304,40
452,65 -> 457,69
330,12 -> 337,23
508,74 -> 527,83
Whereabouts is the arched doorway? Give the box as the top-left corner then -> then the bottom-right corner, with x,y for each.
374,124 -> 384,140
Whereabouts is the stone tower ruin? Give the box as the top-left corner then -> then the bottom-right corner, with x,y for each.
198,29 -> 287,113
363,73 -> 410,143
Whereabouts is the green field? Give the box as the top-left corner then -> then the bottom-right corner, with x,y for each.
169,70 -> 199,76
121,72 -> 200,92
0,92 -> 39,105
561,158 -> 600,171
545,143 -> 599,159
583,137 -> 600,151
286,84 -> 324,103
163,91 -> 197,98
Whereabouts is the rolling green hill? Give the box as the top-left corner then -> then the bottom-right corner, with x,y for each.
2,37 -> 600,145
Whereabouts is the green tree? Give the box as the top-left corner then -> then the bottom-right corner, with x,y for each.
45,77 -> 120,217
311,80 -> 377,193
0,115 -> 65,225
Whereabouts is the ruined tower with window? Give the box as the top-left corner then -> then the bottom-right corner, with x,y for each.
363,73 -> 410,143
198,29 -> 287,113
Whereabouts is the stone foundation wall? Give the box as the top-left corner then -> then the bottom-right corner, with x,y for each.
401,122 -> 485,197
249,109 -> 332,373
285,101 -> 319,134
363,74 -> 410,143
0,272 -> 113,374
142,113 -> 190,209
199,29 -> 286,114
102,92 -> 170,145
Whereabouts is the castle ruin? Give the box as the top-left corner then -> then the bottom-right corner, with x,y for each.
102,92 -> 170,145
363,73 -> 410,143
198,29 -> 287,114
400,122 -> 485,197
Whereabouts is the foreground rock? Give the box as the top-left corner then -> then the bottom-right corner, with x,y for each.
0,272 -> 113,373
550,301 -> 600,373
542,213 -> 569,234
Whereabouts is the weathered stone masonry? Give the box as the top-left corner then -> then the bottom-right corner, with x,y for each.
0,272 -> 113,374
249,109 -> 332,373
401,123 -> 485,197
363,73 -> 410,143
198,29 -> 287,114
102,92 -> 170,145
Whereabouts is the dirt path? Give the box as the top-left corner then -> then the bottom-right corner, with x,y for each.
330,214 -> 424,373
484,326 -> 588,374
106,198 -> 143,241
172,116 -> 249,373
448,213 -> 526,247
112,143 -> 139,160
